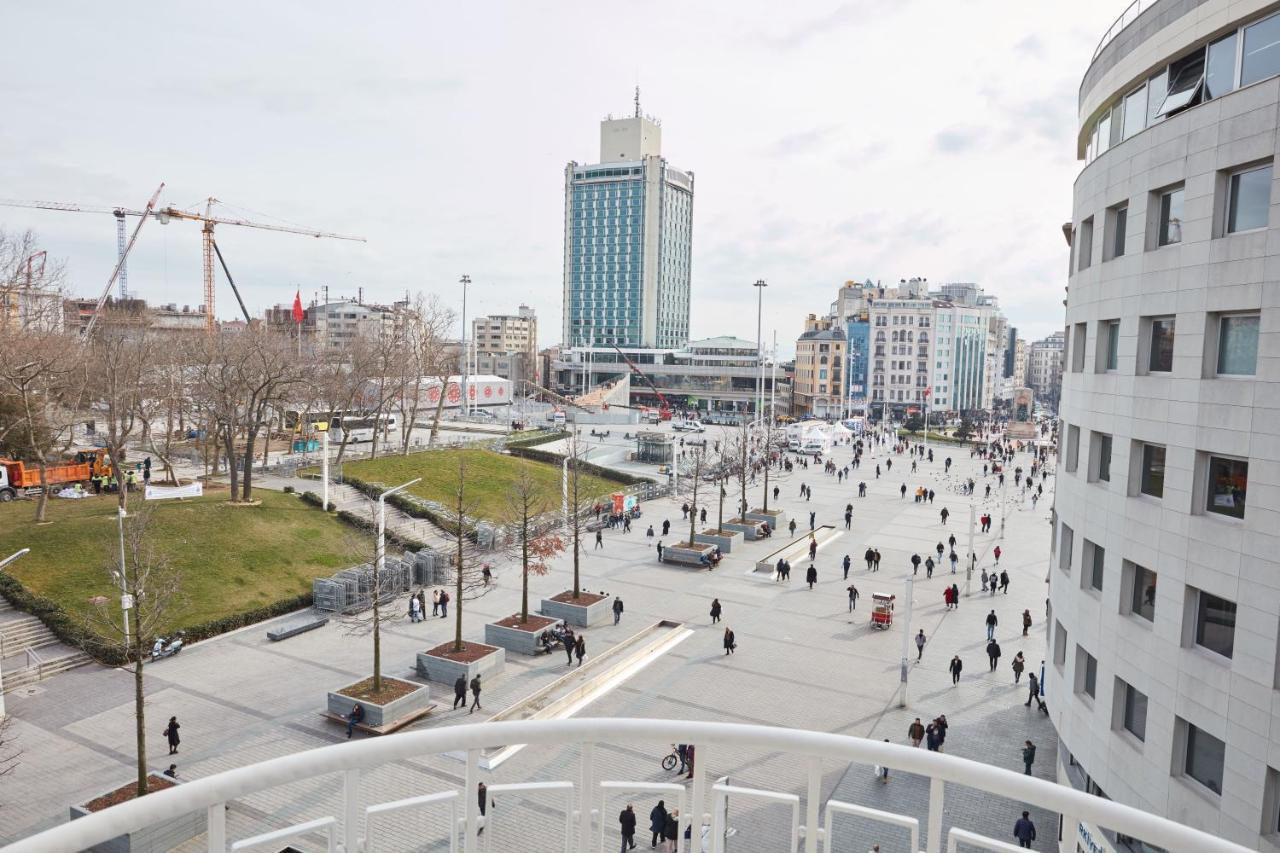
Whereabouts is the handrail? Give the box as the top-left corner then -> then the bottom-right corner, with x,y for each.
5,718 -> 1250,853
1093,0 -> 1144,61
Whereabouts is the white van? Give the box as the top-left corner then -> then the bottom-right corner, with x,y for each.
672,419 -> 705,433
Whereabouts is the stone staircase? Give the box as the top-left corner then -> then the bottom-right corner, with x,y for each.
0,610 -> 94,693
1,649 -> 93,693
0,615 -> 61,657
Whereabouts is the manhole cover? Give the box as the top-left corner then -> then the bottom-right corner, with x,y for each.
17,685 -> 46,697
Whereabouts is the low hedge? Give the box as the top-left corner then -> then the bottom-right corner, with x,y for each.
506,429 -> 568,449
506,444 -> 654,487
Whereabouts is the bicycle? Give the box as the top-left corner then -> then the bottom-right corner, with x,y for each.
661,746 -> 681,772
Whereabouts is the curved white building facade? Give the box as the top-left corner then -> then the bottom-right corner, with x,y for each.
1052,1 -> 1280,849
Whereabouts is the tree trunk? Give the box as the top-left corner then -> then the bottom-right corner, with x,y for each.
520,526 -> 529,622
223,426 -> 239,499
372,565 -> 382,693
428,384 -> 448,448
33,460 -> 48,524
133,647 -> 148,797
762,457 -> 771,512
241,427 -> 257,502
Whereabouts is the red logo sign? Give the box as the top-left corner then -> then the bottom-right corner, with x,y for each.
484,386 -> 493,398
497,387 -> 505,397
427,387 -> 440,402
447,384 -> 460,402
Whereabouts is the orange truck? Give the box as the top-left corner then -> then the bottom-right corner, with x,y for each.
0,459 -> 91,502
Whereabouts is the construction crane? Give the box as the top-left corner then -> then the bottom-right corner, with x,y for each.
0,192 -> 366,331
611,345 -> 672,419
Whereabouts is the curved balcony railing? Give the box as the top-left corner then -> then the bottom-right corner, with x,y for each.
7,718 -> 1244,853
1093,0 -> 1147,60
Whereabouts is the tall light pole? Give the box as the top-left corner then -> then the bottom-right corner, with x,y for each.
898,576 -> 914,707
116,507 -> 130,647
377,477 -> 422,574
459,275 -> 471,417
753,279 -> 767,425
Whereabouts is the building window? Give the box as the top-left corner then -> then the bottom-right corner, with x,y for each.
1090,432 -> 1112,483
1076,646 -> 1098,699
1059,522 -> 1074,573
1129,563 -> 1157,622
1182,723 -> 1226,795
1227,164 -> 1273,233
1206,455 -> 1247,519
1078,217 -> 1094,271
1102,320 -> 1120,371
1122,89 -> 1146,140
1119,680 -> 1148,741
1140,443 -> 1166,498
1054,621 -> 1068,668
1065,425 -> 1080,472
1158,187 -> 1185,246
1243,12 -> 1280,86
1146,316 -> 1175,372
1194,590 -> 1237,658
1215,313 -> 1260,376
1072,323 -> 1087,372
1105,204 -> 1128,261
1084,540 -> 1105,592
1205,32 -> 1238,98
1157,51 -> 1205,117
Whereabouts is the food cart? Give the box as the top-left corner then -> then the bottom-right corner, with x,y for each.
870,593 -> 896,630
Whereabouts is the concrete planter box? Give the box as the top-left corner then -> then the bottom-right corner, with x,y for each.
71,773 -> 206,853
541,591 -> 611,627
694,529 -> 742,552
723,519 -> 768,540
661,543 -> 715,567
326,678 -> 432,728
416,643 -> 506,685
746,508 -> 786,530
485,614 -> 560,656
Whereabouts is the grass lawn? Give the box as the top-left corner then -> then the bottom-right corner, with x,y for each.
0,489 -> 366,630
338,448 -> 625,520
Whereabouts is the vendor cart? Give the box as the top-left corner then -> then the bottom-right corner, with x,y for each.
870,593 -> 896,630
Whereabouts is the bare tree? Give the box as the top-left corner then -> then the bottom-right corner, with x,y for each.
759,420 -> 785,512
134,341 -> 193,487
233,328 -> 303,501
84,314 -> 153,513
436,453 -> 493,651
0,713 -> 19,780
0,327 -> 83,521
83,507 -> 185,798
0,227 -> 67,333
679,442 -> 713,547
393,295 -> 455,455
505,461 -> 564,622
727,419 -> 756,521
561,433 -> 606,599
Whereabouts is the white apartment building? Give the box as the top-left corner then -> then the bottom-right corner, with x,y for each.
1028,331 -> 1064,405
1051,0 -> 1280,848
472,305 -> 538,384
868,296 -> 933,412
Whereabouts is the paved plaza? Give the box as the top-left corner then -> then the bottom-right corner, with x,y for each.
1,429 -> 1058,852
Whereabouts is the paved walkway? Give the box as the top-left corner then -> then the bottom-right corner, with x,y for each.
1,430 -> 1059,852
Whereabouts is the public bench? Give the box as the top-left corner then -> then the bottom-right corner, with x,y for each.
661,542 -> 718,568
320,704 -> 437,735
267,613 -> 329,641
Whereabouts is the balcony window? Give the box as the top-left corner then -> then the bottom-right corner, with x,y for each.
1072,323 -> 1087,372
1206,455 -> 1247,519
1129,564 -> 1157,622
1140,444 -> 1166,498
1147,316 -> 1175,372
1121,681 -> 1148,741
1065,425 -> 1080,472
1122,87 -> 1146,139
1243,12 -> 1280,86
1205,32 -> 1238,98
1216,313 -> 1260,376
1156,50 -> 1205,117
1195,590 -> 1237,658
1227,164 -> 1272,233
1183,723 -> 1226,795
1158,188 -> 1184,246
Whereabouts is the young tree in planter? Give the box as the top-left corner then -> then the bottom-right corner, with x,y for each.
561,434 -> 602,599
438,453 -> 494,651
954,417 -> 974,442
759,419 -> 784,512
904,414 -> 924,435
679,442 -> 713,547
505,461 -> 565,621
84,507 -> 185,798
728,419 -> 756,521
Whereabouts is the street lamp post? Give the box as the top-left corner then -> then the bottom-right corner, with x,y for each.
898,576 -> 914,707
459,274 -> 471,417
117,507 -> 130,647
377,477 -> 423,575
753,280 -> 767,424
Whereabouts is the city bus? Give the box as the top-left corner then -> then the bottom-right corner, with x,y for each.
336,413 -> 397,443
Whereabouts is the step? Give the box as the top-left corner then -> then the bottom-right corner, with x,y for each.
1,652 -> 92,693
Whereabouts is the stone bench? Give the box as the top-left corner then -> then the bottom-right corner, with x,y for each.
267,613 -> 329,641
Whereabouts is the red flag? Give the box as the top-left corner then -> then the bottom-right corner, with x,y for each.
291,290 -> 304,324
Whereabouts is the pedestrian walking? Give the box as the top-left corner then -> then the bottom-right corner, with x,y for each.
1013,811 -> 1036,848
612,596 -> 624,625
409,594 -> 421,623
864,547 -> 874,571
469,674 -> 483,712
934,715 -> 948,752
682,502 -> 689,519
844,510 -> 852,530
662,519 -> 670,536
908,718 -> 925,747
663,809 -> 680,852
981,568 -> 989,592
949,654 -> 962,685
723,627 -> 736,655
700,507 -> 707,524
925,723 -> 939,751
453,675 -> 467,709
789,519 -> 797,536
595,529 -> 604,549
417,588 -> 426,621
847,584 -> 859,613
911,553 -> 921,575
987,639 -> 1002,671
873,549 -> 882,571
710,598 -> 722,623
949,551 -> 958,573
164,716 -> 181,754
925,556 -> 934,578
574,634 -> 586,667
656,541 -> 664,562
985,609 -> 998,640
994,545 -> 1002,564
843,554 -> 851,578
650,801 -> 668,848
950,583 -> 960,608
877,738 -> 891,783
809,510 -> 816,530
806,564 -> 817,589
940,507 -> 949,525
477,783 -> 491,835
619,804 -> 638,851
915,629 -> 926,661
1025,672 -> 1046,710
1022,609 -> 1032,636
1000,570 -> 1010,594
439,589 -> 449,618
563,628 -> 576,665
1022,740 -> 1036,775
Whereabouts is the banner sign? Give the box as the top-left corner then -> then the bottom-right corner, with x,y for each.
145,482 -> 203,501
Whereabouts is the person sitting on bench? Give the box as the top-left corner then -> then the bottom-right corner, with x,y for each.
346,704 -> 364,738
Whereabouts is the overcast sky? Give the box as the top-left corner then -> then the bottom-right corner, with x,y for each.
2,0 -> 1121,353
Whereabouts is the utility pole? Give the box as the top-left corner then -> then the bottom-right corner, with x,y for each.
898,576 -> 914,707
753,280 -> 767,425
459,275 -> 470,417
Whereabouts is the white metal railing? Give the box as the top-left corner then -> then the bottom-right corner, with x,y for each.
1093,0 -> 1145,60
6,718 -> 1249,853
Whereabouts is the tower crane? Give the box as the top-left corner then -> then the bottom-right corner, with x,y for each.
0,191 -> 366,331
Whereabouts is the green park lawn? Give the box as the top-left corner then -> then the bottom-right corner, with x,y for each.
338,448 -> 625,521
0,489 -> 365,630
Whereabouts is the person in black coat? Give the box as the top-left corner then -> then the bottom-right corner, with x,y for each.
649,800 -> 667,847
453,675 -> 467,710
709,598 -> 722,624
663,808 -> 680,852
164,716 -> 181,754
987,639 -> 1002,671
806,565 -> 818,589
619,803 -> 637,850
723,627 -> 736,655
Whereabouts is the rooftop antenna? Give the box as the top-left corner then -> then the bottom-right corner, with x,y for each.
634,85 -> 641,118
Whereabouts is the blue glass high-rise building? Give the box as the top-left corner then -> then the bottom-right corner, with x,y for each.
563,108 -> 694,349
